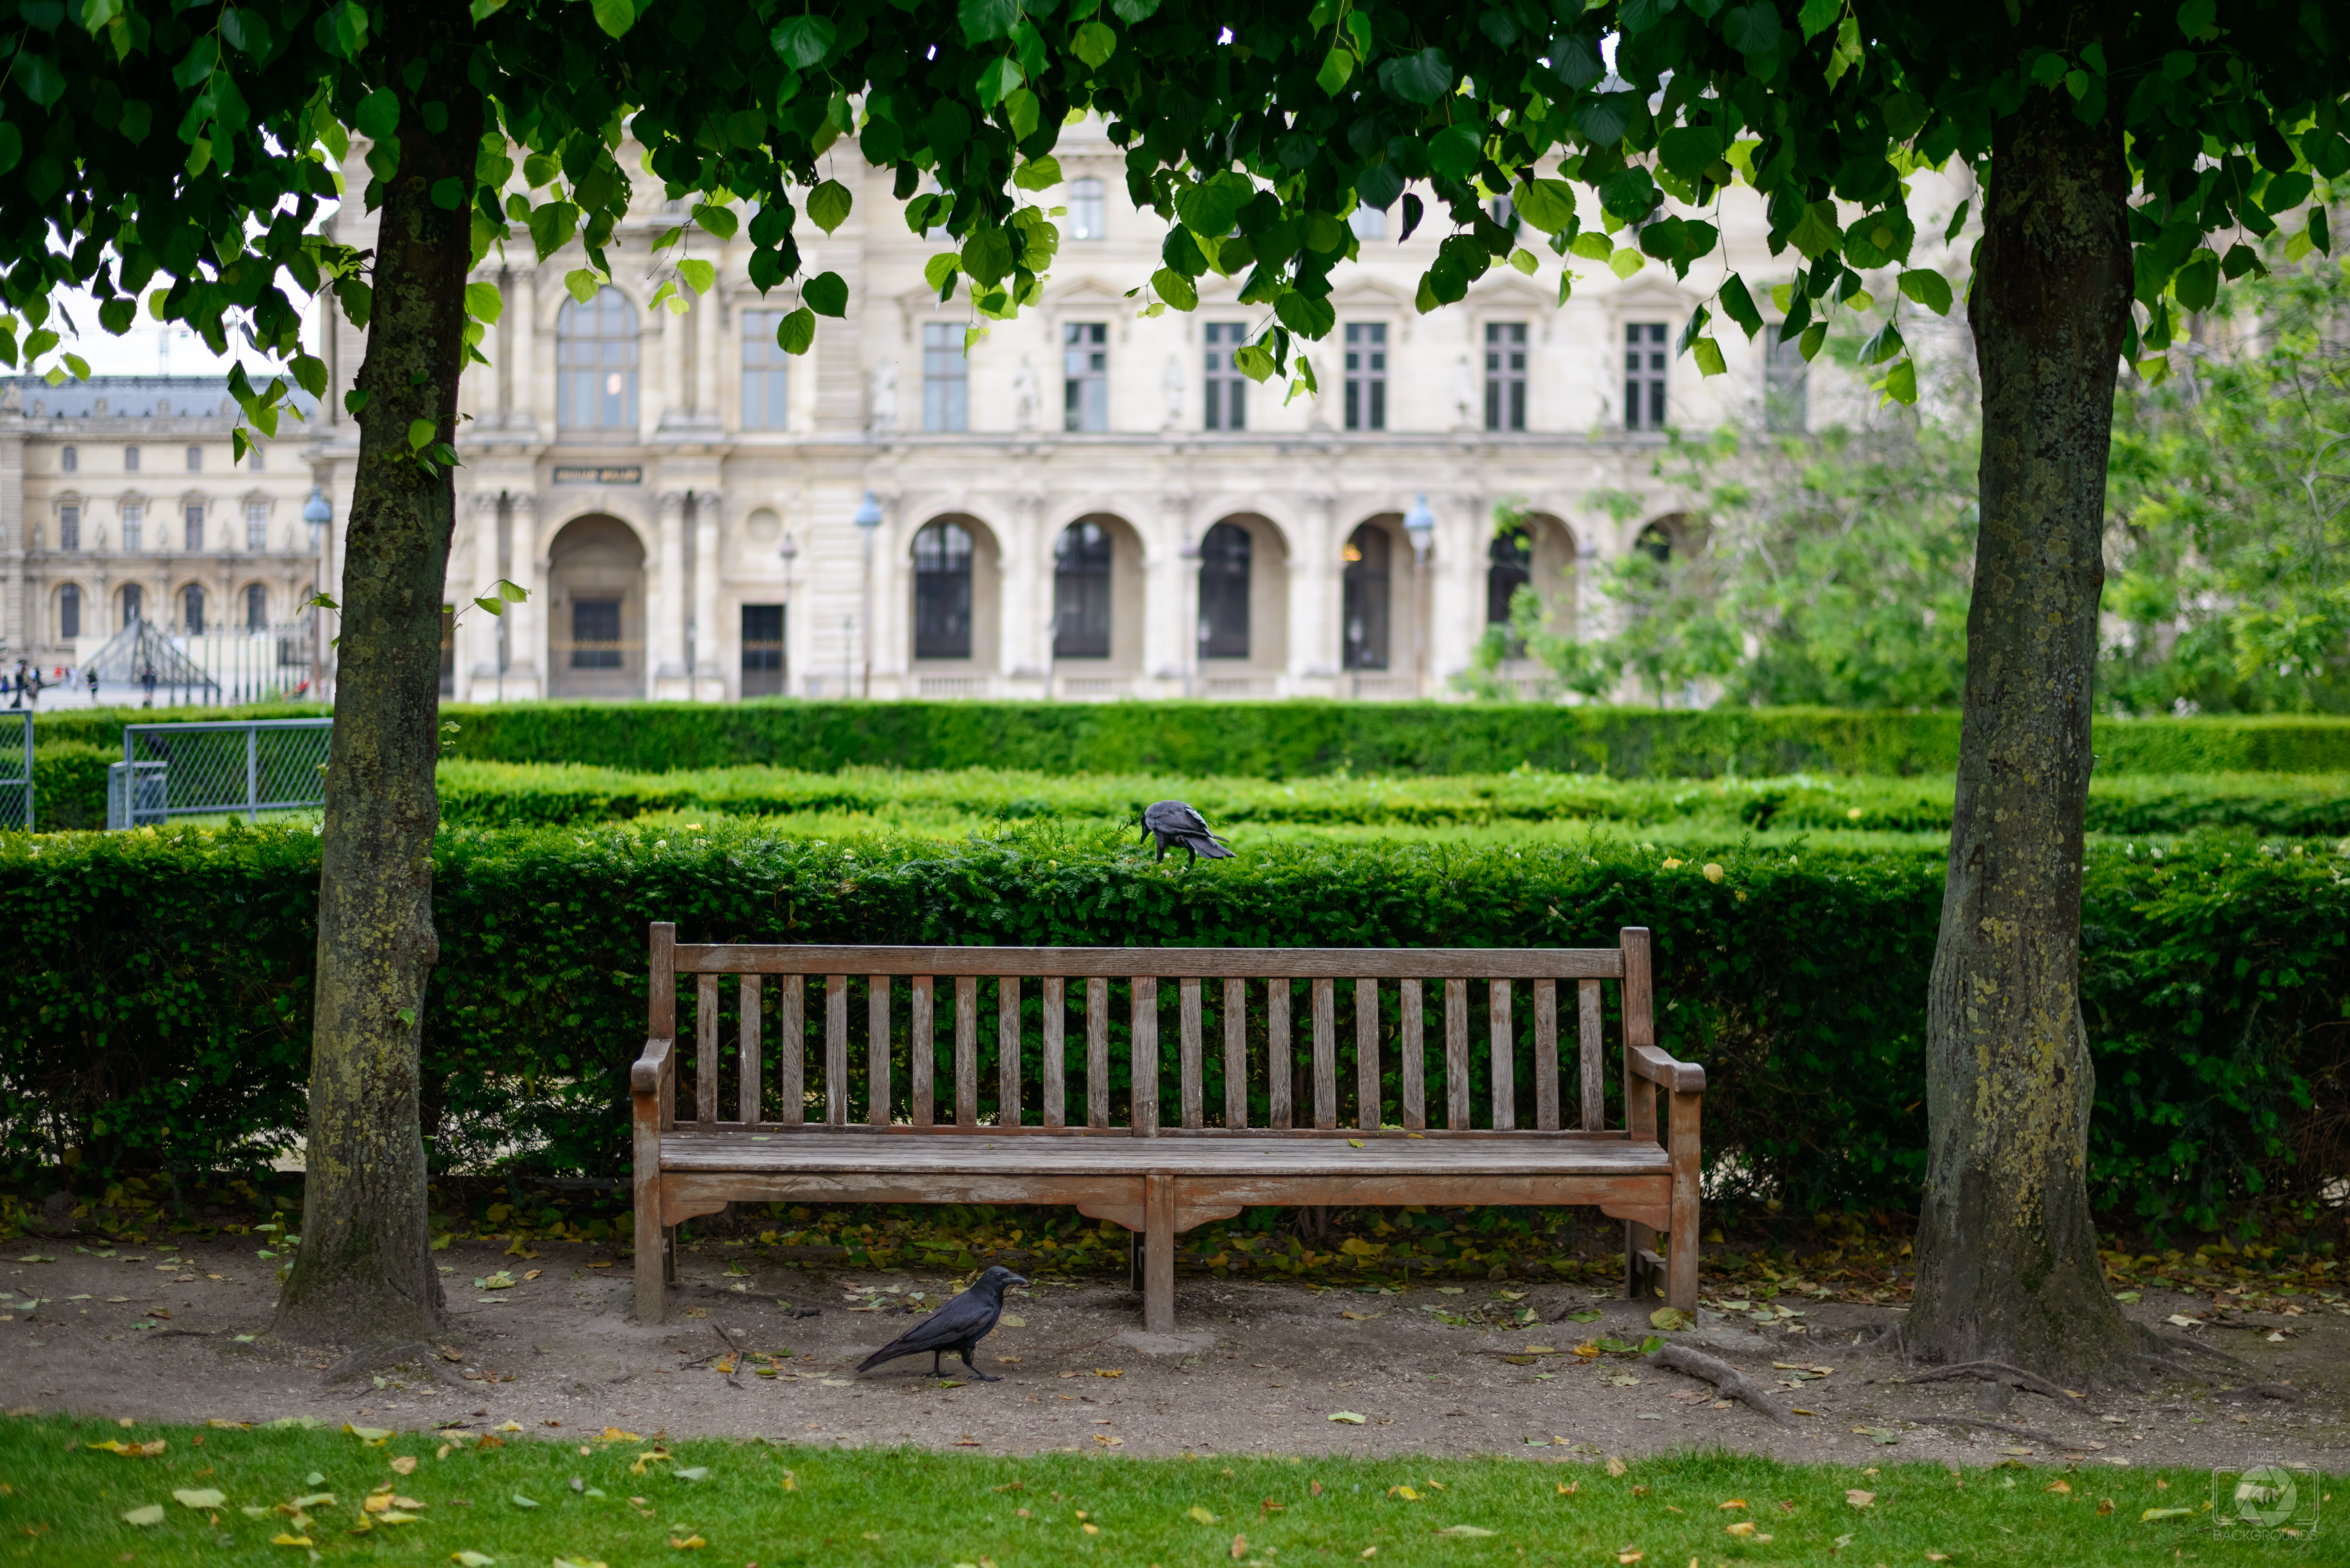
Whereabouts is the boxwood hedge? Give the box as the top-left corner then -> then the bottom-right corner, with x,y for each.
2,822 -> 2339,1233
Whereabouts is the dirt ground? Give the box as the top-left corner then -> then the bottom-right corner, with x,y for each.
3,1234 -> 2343,1474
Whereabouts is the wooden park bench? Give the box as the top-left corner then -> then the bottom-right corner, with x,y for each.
630,925 -> 1704,1331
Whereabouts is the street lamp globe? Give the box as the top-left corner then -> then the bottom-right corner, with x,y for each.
1402,494 -> 1435,562
853,490 -> 884,531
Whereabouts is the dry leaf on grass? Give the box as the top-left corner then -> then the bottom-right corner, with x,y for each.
390,1455 -> 418,1475
1604,1456 -> 1628,1477
1845,1490 -> 1875,1509
121,1505 -> 166,1526
174,1489 -> 226,1509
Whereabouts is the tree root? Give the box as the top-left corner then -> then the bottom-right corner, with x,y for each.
1858,1320 -> 1907,1355
2156,1332 -> 2255,1372
1917,1413 -> 2085,1449
2132,1352 -> 2210,1382
1644,1343 -> 1796,1427
321,1338 -> 467,1389
1895,1360 -> 2081,1403
2235,1382 -> 2298,1402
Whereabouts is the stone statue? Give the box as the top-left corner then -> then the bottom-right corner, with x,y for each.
1010,355 -> 1039,432
869,357 -> 898,434
1161,352 -> 1186,430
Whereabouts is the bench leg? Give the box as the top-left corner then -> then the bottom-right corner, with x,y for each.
633,1195 -> 667,1324
1143,1170 -> 1175,1334
1667,1088 -> 1702,1313
1624,1219 -> 1660,1300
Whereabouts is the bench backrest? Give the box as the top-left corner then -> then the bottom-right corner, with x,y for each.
645,925 -> 1656,1139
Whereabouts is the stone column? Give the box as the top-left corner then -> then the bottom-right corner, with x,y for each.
695,291 -> 722,420
513,268 -> 544,434
1431,490 -> 1485,690
692,489 -> 724,699
1148,490 -> 1191,692
509,493 -> 543,698
1288,491 -> 1337,695
463,491 -> 503,699
1002,490 -> 1046,690
651,490 -> 688,696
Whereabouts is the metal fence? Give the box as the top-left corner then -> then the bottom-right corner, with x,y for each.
0,712 -> 27,830
107,717 -> 333,829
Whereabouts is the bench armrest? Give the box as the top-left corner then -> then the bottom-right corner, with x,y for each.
630,1036 -> 675,1098
1628,1043 -> 1705,1094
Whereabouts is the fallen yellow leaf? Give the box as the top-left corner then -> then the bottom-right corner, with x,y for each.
1230,1534 -> 1248,1560
1719,1499 -> 1747,1510
270,1534 -> 312,1547
2046,1480 -> 2072,1495
344,1425 -> 392,1445
1387,1486 -> 1419,1501
1095,1368 -> 1124,1378
669,1535 -> 706,1549
121,1505 -> 166,1526
1605,1456 -> 1628,1478
1726,1521 -> 1757,1537
1556,1482 -> 1578,1496
1188,1505 -> 1220,1524
1845,1490 -> 1875,1509
450,1554 -> 497,1567
391,1455 -> 418,1475
600,1428 -> 641,1442
174,1489 -> 227,1509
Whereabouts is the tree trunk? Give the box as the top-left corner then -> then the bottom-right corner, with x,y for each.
273,2 -> 482,1347
1906,85 -> 2148,1382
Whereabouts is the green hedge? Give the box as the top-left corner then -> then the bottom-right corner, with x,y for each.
2,822 -> 2340,1231
30,743 -> 112,832
43,700 -> 2350,778
432,760 -> 2350,839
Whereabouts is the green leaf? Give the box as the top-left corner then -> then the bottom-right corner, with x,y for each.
959,0 -> 1018,44
961,227 -> 1014,286
1878,356 -> 1918,406
1717,274 -> 1764,338
344,390 -> 370,416
1787,201 -> 1842,260
1273,291 -> 1336,338
676,259 -> 716,296
803,271 -> 849,318
1692,338 -> 1727,377
1568,232 -> 1613,261
1656,126 -> 1726,180
1377,46 -> 1452,105
1723,2 -> 1782,54
770,14 -> 836,69
1151,267 -> 1197,310
1858,320 -> 1905,366
563,268 -> 602,304
1507,178 -> 1574,236
1013,156 -> 1063,192
1074,20 -> 1118,68
407,419 -> 435,451
589,0 -> 634,38
2175,0 -> 2215,40
692,204 -> 739,241
1232,343 -> 1276,383
977,56 -> 1024,108
1509,248 -> 1538,275
98,296 -> 137,335
777,307 -> 816,354
2173,248 -> 2219,313
354,88 -> 401,142
807,180 -> 854,235
1797,0 -> 1841,38
1897,268 -> 1953,315
1427,124 -> 1483,181
1175,173 -> 1253,238
923,253 -> 961,293
1316,46 -> 1355,96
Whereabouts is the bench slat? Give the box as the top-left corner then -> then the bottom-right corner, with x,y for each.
739,976 -> 762,1126
1311,977 -> 1337,1131
1043,977 -> 1066,1129
1579,978 -> 1604,1131
656,1127 -> 1672,1175
1445,977 -> 1469,1130
1400,979 -> 1424,1132
881,976 -> 903,1129
1085,977 -> 1109,1130
695,972 -> 719,1128
825,974 -> 847,1127
956,974 -> 979,1127
1222,977 -> 1247,1130
780,974 -> 804,1127
1354,978 -> 1379,1133
1179,978 -> 1203,1131
674,944 -> 1625,980
999,976 -> 1022,1130
1268,981 -> 1291,1130
1534,978 -> 1558,1132
1491,978 -> 1514,1132
1132,976 -> 1159,1136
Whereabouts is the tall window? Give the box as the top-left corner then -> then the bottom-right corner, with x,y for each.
182,584 -> 206,635
60,445 -> 76,472
184,504 -> 204,553
1484,322 -> 1528,432
741,310 -> 790,429
1197,521 -> 1252,659
1344,323 -> 1386,432
1341,523 -> 1390,670
246,501 -> 267,552
1349,205 -> 1387,240
921,321 -> 968,432
571,599 -> 624,667
1063,322 -> 1108,432
58,504 -> 79,551
557,286 -> 640,430
741,604 -> 787,695
1052,519 -> 1112,658
1203,322 -> 1247,432
1765,321 -> 1809,433
1625,322 -> 1668,431
1067,177 -> 1106,240
122,502 -> 143,552
913,520 -> 975,658
121,584 -> 144,625
1487,527 -> 1533,634
245,583 -> 268,631
58,585 -> 80,639
125,445 -> 140,472
185,444 -> 202,472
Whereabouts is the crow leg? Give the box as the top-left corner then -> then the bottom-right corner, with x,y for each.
959,1345 -> 1001,1382
931,1350 -> 944,1377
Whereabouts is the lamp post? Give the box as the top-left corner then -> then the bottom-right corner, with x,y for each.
853,489 -> 883,699
1402,493 -> 1435,700
778,531 -> 799,695
302,484 -> 332,699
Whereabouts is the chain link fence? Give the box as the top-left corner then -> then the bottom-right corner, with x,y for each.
0,712 -> 27,830
107,718 -> 333,830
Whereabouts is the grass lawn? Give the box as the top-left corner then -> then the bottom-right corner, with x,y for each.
0,1415 -> 2329,1566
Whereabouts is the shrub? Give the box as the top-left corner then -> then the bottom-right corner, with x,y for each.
1,822 -> 2339,1232
30,743 -> 111,831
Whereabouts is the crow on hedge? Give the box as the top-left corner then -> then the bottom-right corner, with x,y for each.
1141,799 -> 1234,864
855,1265 -> 1028,1380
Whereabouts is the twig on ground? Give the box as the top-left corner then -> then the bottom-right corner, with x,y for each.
147,1329 -> 216,1339
2133,1352 -> 2209,1381
1896,1360 -> 2079,1402
1644,1343 -> 1796,1427
2234,1382 -> 2298,1401
1917,1414 -> 2084,1448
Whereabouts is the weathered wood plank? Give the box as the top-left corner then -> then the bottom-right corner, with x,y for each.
1444,977 -> 1469,1130
674,944 -> 1626,980
824,974 -> 847,1128
637,923 -> 676,1321
739,975 -> 763,1126
886,976 -> 908,1129
1668,1087 -> 1703,1311
1043,976 -> 1066,1130
1354,977 -> 1380,1133
778,973 -> 805,1127
1578,978 -> 1605,1133
1619,929 -> 1658,1301
955,974 -> 979,1127
1491,978 -> 1515,1132
1143,1171 -> 1176,1332
1399,978 -> 1424,1132
1222,977 -> 1247,1130
1131,977 -> 1160,1136
695,972 -> 719,1129
657,1127 -> 1674,1174
1085,976 -> 1109,1130
1179,978 -> 1203,1130
1311,977 -> 1336,1131
1533,978 -> 1558,1132
1268,981 -> 1292,1130
998,976 -> 1022,1129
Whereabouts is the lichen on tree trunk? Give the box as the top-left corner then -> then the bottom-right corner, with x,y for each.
1907,85 -> 2151,1382
273,2 -> 482,1348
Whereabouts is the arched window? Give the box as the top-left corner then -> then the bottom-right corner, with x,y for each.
1341,523 -> 1390,670
120,583 -> 143,626
1636,521 -> 1674,563
1197,521 -> 1251,659
1052,519 -> 1112,658
181,583 -> 206,635
557,286 -> 640,430
913,520 -> 974,659
245,583 -> 268,630
1487,526 -> 1532,626
58,584 -> 81,640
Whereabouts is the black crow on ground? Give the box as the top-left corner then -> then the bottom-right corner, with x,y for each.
1141,799 -> 1234,864
854,1265 -> 1028,1380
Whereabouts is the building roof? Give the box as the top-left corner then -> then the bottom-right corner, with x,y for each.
9,375 -> 320,422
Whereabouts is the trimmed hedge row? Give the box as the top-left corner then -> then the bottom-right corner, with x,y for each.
37,700 -> 2350,778
430,760 -> 2350,839
2,821 -> 2340,1230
